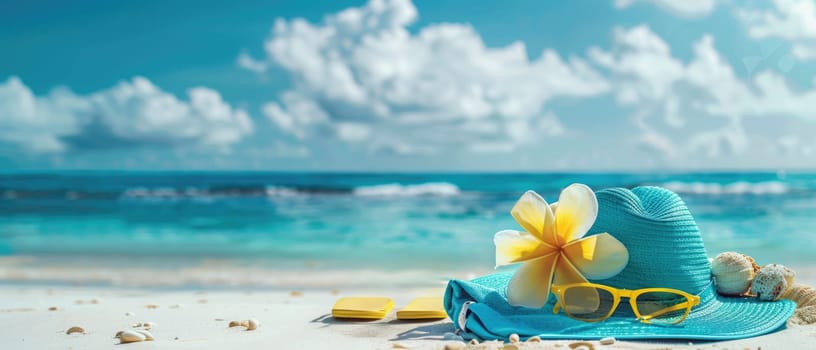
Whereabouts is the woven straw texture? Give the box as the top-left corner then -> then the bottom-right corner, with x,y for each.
444,186 -> 796,340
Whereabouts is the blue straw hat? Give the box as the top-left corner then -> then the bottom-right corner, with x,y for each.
444,186 -> 796,340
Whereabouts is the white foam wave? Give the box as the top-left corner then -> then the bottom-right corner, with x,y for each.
264,186 -> 300,197
123,187 -> 180,198
661,181 -> 789,195
352,182 -> 461,197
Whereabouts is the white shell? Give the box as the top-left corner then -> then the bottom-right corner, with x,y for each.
246,318 -> 259,331
134,330 -> 154,341
116,330 -> 146,343
711,252 -> 756,296
751,264 -> 793,301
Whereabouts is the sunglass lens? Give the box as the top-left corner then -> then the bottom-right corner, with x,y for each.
562,286 -> 615,320
634,291 -> 690,324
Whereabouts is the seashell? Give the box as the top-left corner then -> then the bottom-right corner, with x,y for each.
131,321 -> 155,329
133,329 -> 154,341
229,319 -> 259,331
751,264 -> 792,301
783,284 -> 816,308
711,252 -> 756,296
600,336 -> 616,345
568,341 -> 595,350
469,339 -> 480,345
116,330 -> 146,343
65,326 -> 85,334
443,342 -> 466,350
246,318 -> 259,331
508,333 -> 520,343
526,336 -> 541,343
761,264 -> 795,286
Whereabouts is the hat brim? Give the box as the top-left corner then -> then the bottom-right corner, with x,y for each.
444,272 -> 796,341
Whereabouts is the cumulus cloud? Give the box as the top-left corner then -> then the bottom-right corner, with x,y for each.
0,76 -> 253,153
589,25 -> 816,162
236,51 -> 268,74
613,0 -> 722,18
246,0 -> 609,154
739,0 -> 816,60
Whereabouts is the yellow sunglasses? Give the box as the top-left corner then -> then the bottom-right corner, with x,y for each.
551,283 -> 701,324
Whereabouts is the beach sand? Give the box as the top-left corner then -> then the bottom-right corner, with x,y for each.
1,261 -> 815,349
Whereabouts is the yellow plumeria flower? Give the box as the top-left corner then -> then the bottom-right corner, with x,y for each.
494,183 -> 629,308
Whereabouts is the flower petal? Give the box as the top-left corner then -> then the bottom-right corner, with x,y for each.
494,230 -> 556,267
554,184 -> 597,245
507,252 -> 558,308
562,233 -> 629,280
553,252 -> 590,286
510,191 -> 557,245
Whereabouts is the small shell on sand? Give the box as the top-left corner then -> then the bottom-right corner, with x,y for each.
751,264 -> 794,301
48,306 -> 58,311
568,341 -> 595,350
443,341 -> 465,350
526,336 -> 541,343
290,291 -> 303,297
469,339 -> 480,345
599,337 -> 616,345
246,318 -> 259,330
116,330 -> 146,343
134,330 -> 154,341
228,319 -> 259,331
145,304 -> 158,309
711,252 -> 756,296
132,322 -> 156,329
65,326 -> 85,334
784,284 -> 816,307
508,333 -> 519,343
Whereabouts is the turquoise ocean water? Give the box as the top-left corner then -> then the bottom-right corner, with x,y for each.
1,172 -> 815,275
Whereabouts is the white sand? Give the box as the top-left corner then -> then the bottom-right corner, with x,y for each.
0,284 -> 813,350
0,258 -> 814,349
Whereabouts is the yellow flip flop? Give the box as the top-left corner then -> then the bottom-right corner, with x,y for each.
396,297 -> 447,320
331,297 -> 394,319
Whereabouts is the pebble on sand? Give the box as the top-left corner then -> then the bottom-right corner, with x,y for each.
599,337 -> 616,345
65,326 -> 85,335
568,341 -> 595,350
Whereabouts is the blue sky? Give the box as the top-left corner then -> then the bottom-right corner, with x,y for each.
2,0 -> 816,171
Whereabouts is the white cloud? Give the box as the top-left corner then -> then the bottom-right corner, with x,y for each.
0,77 -> 82,153
590,25 -> 816,163
739,0 -> 816,60
236,51 -> 269,74
0,76 -> 253,153
613,0 -> 722,18
252,0 -> 609,154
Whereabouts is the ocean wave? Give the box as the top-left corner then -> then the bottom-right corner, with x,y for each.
120,182 -> 463,199
352,182 -> 461,197
661,181 -> 789,195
